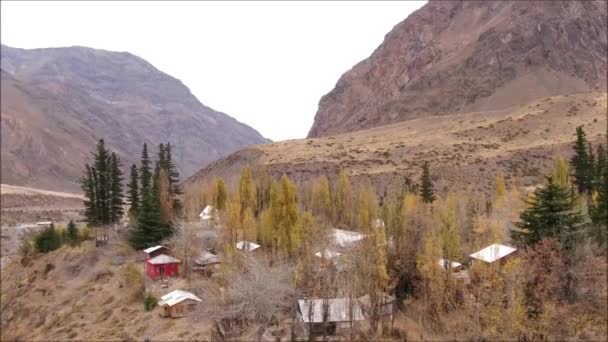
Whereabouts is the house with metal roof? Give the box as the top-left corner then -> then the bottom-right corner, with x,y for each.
158,290 -> 202,318
236,240 -> 261,253
469,243 -> 517,264
297,297 -> 365,335
143,245 -> 180,279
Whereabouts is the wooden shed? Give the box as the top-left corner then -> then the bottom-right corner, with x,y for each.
146,254 -> 180,279
158,290 -> 202,318
193,250 -> 222,276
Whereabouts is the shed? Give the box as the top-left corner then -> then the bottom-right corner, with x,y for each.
297,298 -> 365,335
146,254 -> 180,279
469,243 -> 517,264
143,245 -> 172,260
158,290 -> 202,318
236,240 -> 261,253
194,250 -> 222,275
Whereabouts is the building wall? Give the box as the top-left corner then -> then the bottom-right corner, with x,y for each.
146,261 -> 179,279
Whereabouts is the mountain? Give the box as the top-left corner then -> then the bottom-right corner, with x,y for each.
308,0 -> 607,137
185,92 -> 607,194
1,44 -> 268,192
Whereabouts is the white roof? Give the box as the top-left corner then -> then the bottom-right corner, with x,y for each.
143,245 -> 164,254
331,228 -> 367,248
36,221 -> 52,225
236,240 -> 261,252
148,254 -> 181,264
469,244 -> 517,263
158,290 -> 202,307
199,205 -> 214,220
314,249 -> 342,259
438,258 -> 462,270
298,298 -> 365,323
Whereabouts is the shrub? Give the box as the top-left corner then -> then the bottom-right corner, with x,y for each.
144,293 -> 158,311
80,226 -> 93,241
124,263 -> 145,301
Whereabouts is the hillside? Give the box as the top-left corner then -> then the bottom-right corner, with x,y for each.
308,0 -> 607,137
0,44 -> 268,192
185,92 -> 607,194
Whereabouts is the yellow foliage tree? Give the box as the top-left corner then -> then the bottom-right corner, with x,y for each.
239,166 -> 257,219
334,170 -> 354,227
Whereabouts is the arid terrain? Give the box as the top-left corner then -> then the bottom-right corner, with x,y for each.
309,0 -> 607,137
185,92 -> 607,194
1,44 -> 268,192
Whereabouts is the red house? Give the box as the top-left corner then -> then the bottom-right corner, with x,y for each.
144,245 -> 181,279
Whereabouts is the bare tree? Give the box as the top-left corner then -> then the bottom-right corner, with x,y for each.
165,217 -> 201,279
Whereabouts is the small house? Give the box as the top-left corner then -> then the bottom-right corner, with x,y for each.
194,250 -> 222,276
297,298 -> 366,336
36,221 -> 52,227
469,243 -> 517,265
235,240 -> 261,253
144,247 -> 180,279
158,290 -> 202,318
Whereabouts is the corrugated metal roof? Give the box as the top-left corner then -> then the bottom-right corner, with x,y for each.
298,298 -> 365,323
195,251 -> 222,265
143,245 -> 164,254
438,258 -> 462,270
199,205 -> 214,220
331,228 -> 366,248
148,254 -> 181,264
236,240 -> 260,252
469,243 -> 517,263
158,290 -> 202,307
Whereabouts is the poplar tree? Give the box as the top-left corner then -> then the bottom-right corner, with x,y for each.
127,164 -> 140,216
334,170 -> 353,227
239,166 -> 257,219
570,126 -> 592,194
420,162 -> 436,204
213,178 -> 227,211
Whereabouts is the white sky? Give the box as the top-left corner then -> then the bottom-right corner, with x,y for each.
1,1 -> 425,141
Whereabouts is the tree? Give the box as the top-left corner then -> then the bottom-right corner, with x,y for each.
127,164 -> 140,216
167,218 -> 200,279
165,143 -> 183,213
81,164 -> 98,225
311,176 -> 332,223
129,182 -> 164,249
93,139 -> 111,225
66,220 -> 79,246
139,143 -> 152,197
238,166 -> 257,219
213,178 -> 227,211
570,126 -> 592,194
109,153 -> 125,224
35,223 -> 61,253
495,172 -> 507,206
511,177 -> 586,263
334,170 -> 354,226
595,144 -> 606,186
158,167 -> 174,226
420,162 -> 436,204
553,156 -> 571,188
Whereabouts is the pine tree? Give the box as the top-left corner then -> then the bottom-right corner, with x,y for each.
588,142 -> 596,190
109,153 -> 125,224
92,139 -> 111,225
35,223 -> 61,253
420,162 -> 436,204
165,143 -> 183,214
130,184 -> 164,249
570,126 -> 592,194
139,143 -> 152,197
81,164 -> 98,225
595,144 -> 606,188
67,220 -> 79,246
127,164 -> 140,216
511,177 -> 586,259
158,167 -> 174,226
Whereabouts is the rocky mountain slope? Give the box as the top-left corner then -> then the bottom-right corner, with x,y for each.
1,45 -> 268,192
308,0 -> 607,137
185,92 -> 607,194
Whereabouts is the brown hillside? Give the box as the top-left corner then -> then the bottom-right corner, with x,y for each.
308,0 -> 607,137
185,92 -> 607,194
1,45 -> 269,192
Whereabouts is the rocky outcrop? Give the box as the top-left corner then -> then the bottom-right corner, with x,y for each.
308,0 -> 607,137
1,45 -> 269,191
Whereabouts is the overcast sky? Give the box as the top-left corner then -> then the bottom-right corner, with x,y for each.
1,1 -> 425,141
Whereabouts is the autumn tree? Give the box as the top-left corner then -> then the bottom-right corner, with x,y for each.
334,170 -> 354,227
213,178 -> 227,212
239,166 -> 257,219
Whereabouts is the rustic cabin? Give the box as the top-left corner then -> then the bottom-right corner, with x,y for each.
469,243 -> 518,266
194,250 -> 222,276
143,245 -> 172,261
158,290 -> 202,318
146,253 -> 180,279
296,298 -> 366,336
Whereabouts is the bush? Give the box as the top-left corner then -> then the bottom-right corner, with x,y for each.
144,293 -> 158,311
124,263 -> 145,301
80,226 -> 93,241
34,224 -> 62,253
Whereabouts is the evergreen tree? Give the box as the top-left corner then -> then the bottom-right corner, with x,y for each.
511,177 -> 586,259
570,126 -> 592,194
127,164 -> 140,216
92,139 -> 111,224
81,164 -> 97,225
156,143 -> 167,173
130,184 -> 164,249
420,162 -> 436,204
165,143 -> 183,214
67,220 -> 79,246
35,223 -> 61,253
139,143 -> 152,197
595,144 -> 606,188
109,153 -> 125,224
